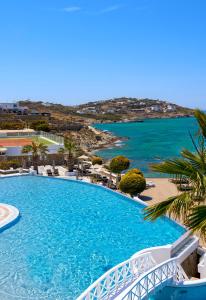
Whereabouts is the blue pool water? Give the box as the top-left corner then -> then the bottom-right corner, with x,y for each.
150,284 -> 206,300
0,176 -> 185,299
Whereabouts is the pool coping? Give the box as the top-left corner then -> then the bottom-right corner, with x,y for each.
0,203 -> 20,231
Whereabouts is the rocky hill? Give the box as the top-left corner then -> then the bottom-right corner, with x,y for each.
20,98 -> 193,124
74,97 -> 193,122
1,98 -> 193,152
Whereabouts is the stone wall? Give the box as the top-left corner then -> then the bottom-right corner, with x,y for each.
181,250 -> 200,278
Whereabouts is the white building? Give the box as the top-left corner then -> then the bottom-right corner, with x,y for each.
150,105 -> 163,112
0,102 -> 28,114
166,104 -> 176,112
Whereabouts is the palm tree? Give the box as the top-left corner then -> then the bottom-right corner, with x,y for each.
58,137 -> 77,172
22,140 -> 48,174
144,110 -> 206,238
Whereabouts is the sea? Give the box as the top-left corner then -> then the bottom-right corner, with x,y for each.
94,117 -> 198,177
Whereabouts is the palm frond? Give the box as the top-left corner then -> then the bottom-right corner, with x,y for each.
194,109 -> 206,139
144,192 -> 194,222
58,147 -> 65,154
187,205 -> 206,238
22,145 -> 32,154
151,158 -> 196,177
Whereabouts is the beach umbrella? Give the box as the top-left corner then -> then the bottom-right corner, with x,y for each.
78,155 -> 89,161
0,147 -> 7,155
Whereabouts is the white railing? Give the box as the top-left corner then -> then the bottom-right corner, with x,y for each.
77,252 -> 156,300
121,258 -> 187,300
1,130 -> 64,145
6,131 -> 36,137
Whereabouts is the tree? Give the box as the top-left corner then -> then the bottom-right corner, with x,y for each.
144,110 -> 206,239
30,120 -> 50,132
109,155 -> 130,186
0,121 -> 25,130
22,140 -> 48,174
92,156 -> 103,165
119,173 -> 146,197
58,137 -> 77,172
126,168 -> 143,177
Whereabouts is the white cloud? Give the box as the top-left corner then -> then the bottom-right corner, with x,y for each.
100,5 -> 121,14
63,6 -> 81,13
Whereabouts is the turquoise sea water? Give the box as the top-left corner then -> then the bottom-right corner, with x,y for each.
94,117 -> 197,177
0,176 -> 184,299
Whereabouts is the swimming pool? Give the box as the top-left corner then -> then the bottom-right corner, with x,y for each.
0,176 -> 185,299
150,284 -> 206,300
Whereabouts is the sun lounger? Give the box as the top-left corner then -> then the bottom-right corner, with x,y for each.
146,181 -> 155,188
108,182 -> 117,190
170,178 -> 189,184
47,169 -> 53,176
177,184 -> 193,191
53,168 -> 59,176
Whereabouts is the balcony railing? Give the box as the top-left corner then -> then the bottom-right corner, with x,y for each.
77,252 -> 156,300
121,258 -> 187,300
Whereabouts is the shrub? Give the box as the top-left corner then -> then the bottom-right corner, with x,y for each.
30,120 -> 50,132
119,173 -> 146,197
0,159 -> 21,170
92,156 -> 103,165
126,168 -> 143,177
0,122 -> 25,130
109,156 -> 130,174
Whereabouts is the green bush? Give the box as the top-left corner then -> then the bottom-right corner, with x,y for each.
126,168 -> 143,177
0,122 -> 25,130
119,173 -> 146,197
0,160 -> 22,170
30,120 -> 50,132
109,156 -> 130,174
92,156 -> 103,165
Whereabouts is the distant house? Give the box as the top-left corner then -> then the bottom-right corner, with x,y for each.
82,107 -> 97,114
131,108 -> 145,112
165,104 -> 176,112
106,109 -> 115,113
30,109 -> 40,115
150,105 -> 163,112
76,110 -> 85,114
0,102 -> 29,114
41,112 -> 51,117
29,109 -> 51,116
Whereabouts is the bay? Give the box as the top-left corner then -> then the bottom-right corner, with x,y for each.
94,117 -> 197,177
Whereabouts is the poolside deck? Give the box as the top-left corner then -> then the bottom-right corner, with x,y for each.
141,178 -> 179,206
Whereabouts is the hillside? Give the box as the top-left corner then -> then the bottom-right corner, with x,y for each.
20,98 -> 193,124
0,98 -> 194,153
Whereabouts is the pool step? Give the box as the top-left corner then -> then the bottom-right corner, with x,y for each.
171,233 -> 199,263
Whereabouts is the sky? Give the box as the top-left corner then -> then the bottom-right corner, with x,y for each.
0,0 -> 206,108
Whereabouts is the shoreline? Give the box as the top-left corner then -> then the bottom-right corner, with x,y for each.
91,114 -> 194,154
89,125 -> 125,153
94,114 -> 193,125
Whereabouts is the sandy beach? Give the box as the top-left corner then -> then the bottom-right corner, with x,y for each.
141,178 -> 179,206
